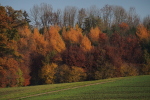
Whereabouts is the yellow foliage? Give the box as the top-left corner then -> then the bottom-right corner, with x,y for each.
40,63 -> 58,84
80,35 -> 92,52
89,27 -> 101,43
62,25 -> 83,44
69,66 -> 87,82
56,65 -> 86,83
48,26 -> 66,53
136,24 -> 150,40
120,63 -> 138,77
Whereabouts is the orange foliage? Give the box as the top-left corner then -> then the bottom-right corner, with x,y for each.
0,57 -> 24,87
89,27 -> 101,43
62,25 -> 83,44
18,26 -> 31,38
119,22 -> 129,31
32,28 -> 48,55
47,26 -> 66,52
136,24 -> 150,40
80,35 -> 92,52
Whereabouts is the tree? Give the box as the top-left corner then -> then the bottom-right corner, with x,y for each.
83,16 -> 103,33
17,26 -> 32,86
126,7 -> 140,27
113,6 -> 127,25
143,15 -> 150,30
32,27 -> 48,55
119,22 -> 129,31
62,46 -> 86,68
55,65 -> 86,83
136,24 -> 150,41
80,35 -> 92,52
89,27 -> 101,44
101,5 -> 113,29
0,57 -> 24,87
39,63 -> 58,84
77,8 -> 86,28
30,3 -> 53,28
141,50 -> 150,75
62,25 -> 83,45
47,26 -> 66,53
63,6 -> 77,27
120,63 -> 138,77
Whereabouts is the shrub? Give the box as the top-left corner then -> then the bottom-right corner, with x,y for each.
94,63 -> 115,79
56,65 -> 86,83
39,63 -> 58,84
120,63 -> 139,77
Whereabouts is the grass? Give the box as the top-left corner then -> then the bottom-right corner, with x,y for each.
0,75 -> 150,100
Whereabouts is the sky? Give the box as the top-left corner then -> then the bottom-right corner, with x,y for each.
0,0 -> 150,19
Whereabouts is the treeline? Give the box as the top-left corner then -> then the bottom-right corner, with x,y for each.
30,3 -> 148,31
0,4 -> 150,87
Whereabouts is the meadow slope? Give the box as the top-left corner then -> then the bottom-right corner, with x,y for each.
0,75 -> 150,100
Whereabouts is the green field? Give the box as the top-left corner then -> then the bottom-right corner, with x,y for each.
0,75 -> 150,100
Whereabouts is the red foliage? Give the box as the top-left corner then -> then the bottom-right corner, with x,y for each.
62,46 -> 86,68
99,33 -> 108,46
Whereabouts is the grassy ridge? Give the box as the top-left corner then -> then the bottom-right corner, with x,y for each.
27,75 -> 150,100
0,78 -> 119,100
0,75 -> 150,100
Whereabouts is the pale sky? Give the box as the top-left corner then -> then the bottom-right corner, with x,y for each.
0,0 -> 150,19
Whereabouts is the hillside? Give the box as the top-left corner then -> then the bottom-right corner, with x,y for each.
0,75 -> 150,100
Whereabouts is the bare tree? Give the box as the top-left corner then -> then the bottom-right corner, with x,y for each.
77,8 -> 86,28
143,15 -> 150,29
100,5 -> 113,29
30,3 -> 54,28
63,6 -> 77,27
30,4 -> 40,27
126,7 -> 140,27
40,3 -> 53,27
52,9 -> 62,26
113,6 -> 127,25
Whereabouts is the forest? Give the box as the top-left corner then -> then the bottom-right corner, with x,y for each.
0,3 -> 150,87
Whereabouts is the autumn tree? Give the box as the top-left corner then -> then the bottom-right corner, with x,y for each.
136,24 -> 150,41
83,16 -> 103,33
46,26 -> 66,53
80,35 -> 92,52
141,50 -> 150,75
55,64 -> 86,83
119,22 -> 129,33
62,25 -> 83,45
62,46 -> 86,68
0,57 -> 24,87
120,63 -> 138,77
89,27 -> 101,44
32,28 -> 48,55
17,26 -> 32,86
39,63 -> 58,84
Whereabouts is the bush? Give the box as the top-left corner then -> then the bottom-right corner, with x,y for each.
39,63 -> 58,84
56,65 -> 87,83
69,66 -> 87,82
120,63 -> 139,77
94,63 -> 115,80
